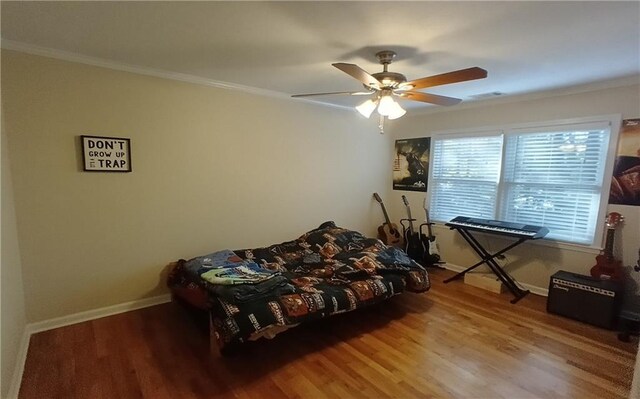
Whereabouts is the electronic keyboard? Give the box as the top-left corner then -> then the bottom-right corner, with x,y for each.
444,216 -> 549,303
446,216 -> 549,239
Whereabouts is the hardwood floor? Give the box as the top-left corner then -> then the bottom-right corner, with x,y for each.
19,269 -> 637,399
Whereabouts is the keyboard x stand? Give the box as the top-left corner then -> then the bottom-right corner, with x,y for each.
443,226 -> 531,304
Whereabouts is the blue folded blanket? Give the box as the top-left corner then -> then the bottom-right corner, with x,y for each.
186,249 -> 278,285
201,263 -> 278,285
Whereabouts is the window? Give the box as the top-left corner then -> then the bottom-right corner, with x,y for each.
429,117 -> 620,247
430,133 -> 503,222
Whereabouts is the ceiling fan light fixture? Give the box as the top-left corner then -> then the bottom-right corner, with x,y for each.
387,102 -> 406,120
376,95 -> 398,116
356,99 -> 378,118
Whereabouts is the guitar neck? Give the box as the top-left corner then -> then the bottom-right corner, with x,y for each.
604,228 -> 615,259
424,204 -> 433,237
380,203 -> 393,227
401,195 -> 416,234
405,206 -> 415,233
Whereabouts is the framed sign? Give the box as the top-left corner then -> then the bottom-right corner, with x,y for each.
393,137 -> 430,192
81,135 -> 132,172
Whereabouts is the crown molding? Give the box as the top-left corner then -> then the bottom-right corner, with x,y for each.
0,39 -> 352,112
3,39 -> 637,118
408,74 -> 640,117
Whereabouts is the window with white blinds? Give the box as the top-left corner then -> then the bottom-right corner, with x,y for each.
429,118 -> 616,247
500,126 -> 609,244
430,134 -> 503,222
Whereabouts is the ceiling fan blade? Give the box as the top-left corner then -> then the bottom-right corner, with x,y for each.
399,67 -> 487,91
291,91 -> 373,98
332,63 -> 382,89
399,91 -> 462,106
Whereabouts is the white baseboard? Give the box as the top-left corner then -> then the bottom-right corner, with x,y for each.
6,329 -> 31,399
5,294 -> 171,398
441,263 -> 549,297
28,294 -> 172,334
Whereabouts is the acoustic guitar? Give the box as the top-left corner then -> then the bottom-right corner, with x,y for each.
590,212 -> 624,281
373,193 -> 403,247
419,198 -> 441,265
401,195 -> 424,261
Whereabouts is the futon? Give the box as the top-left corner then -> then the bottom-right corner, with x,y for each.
167,221 -> 430,353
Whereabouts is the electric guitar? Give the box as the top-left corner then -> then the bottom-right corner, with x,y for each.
590,212 -> 624,281
373,193 -> 403,247
401,195 -> 424,261
419,198 -> 441,265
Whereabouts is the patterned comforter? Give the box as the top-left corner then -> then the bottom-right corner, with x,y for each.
167,221 -> 430,350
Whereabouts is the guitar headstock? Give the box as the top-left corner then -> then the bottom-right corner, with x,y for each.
401,195 -> 409,206
605,212 -> 624,229
373,193 -> 382,203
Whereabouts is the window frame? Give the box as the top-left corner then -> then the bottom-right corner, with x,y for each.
429,129 -> 504,222
427,115 -> 622,250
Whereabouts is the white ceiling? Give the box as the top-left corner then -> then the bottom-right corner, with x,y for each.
2,1 -> 639,111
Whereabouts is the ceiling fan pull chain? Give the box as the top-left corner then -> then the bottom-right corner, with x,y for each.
379,115 -> 385,134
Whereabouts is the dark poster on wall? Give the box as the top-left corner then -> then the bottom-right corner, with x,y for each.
609,119 -> 640,206
393,137 -> 430,192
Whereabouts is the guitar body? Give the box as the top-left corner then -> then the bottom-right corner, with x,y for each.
404,230 -> 424,261
591,254 -> 623,281
419,225 -> 440,265
373,193 -> 404,248
421,236 -> 441,265
590,212 -> 624,281
419,199 -> 442,266
377,222 -> 403,247
400,195 -> 426,262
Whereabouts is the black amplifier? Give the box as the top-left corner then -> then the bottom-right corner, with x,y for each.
547,271 -> 623,329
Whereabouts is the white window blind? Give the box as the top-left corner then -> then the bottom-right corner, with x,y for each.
501,127 -> 609,244
430,134 -> 503,222
429,118 -> 615,247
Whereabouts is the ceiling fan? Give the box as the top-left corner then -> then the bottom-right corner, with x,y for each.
292,50 -> 488,120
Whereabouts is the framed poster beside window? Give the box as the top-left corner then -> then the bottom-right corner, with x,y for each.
393,137 -> 430,192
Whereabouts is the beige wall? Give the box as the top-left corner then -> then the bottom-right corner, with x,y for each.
1,50 -> 392,323
1,49 -> 639,397
3,47 -> 638,326
388,83 -> 640,303
1,111 -> 27,398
